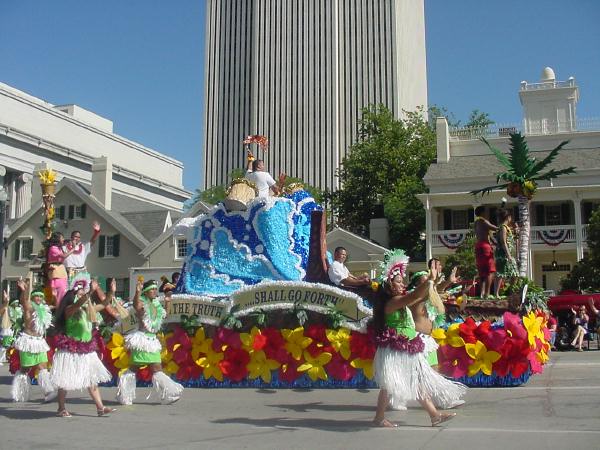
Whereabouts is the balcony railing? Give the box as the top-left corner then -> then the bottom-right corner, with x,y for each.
449,118 -> 600,141
520,79 -> 577,91
431,224 -> 588,250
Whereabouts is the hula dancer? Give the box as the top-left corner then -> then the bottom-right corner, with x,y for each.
473,206 -> 498,299
63,222 -> 101,291
10,280 -> 56,402
51,282 -> 115,417
493,209 -> 519,297
117,280 -> 183,405
372,250 -> 466,427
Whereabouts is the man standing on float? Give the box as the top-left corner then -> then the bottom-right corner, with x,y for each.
117,279 -> 183,405
63,221 -> 101,290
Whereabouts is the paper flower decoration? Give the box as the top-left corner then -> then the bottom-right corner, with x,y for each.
282,327 -> 312,360
298,349 -> 332,381
465,341 -> 501,376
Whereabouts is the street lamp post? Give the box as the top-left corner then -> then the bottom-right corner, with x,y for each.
0,165 -> 6,289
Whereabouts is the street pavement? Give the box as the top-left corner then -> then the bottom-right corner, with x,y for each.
1,350 -> 599,450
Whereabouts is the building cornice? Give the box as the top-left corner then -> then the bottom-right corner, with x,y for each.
0,123 -> 191,200
0,83 -> 184,168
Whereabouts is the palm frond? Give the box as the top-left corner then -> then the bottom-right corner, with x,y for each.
508,133 -> 534,177
530,140 -> 570,174
481,137 -> 512,171
470,183 -> 509,197
533,167 -> 576,182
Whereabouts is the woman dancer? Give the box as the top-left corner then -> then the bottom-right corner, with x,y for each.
11,279 -> 57,402
47,232 -> 75,306
494,209 -> 519,297
116,279 -> 183,405
372,250 -> 466,427
51,282 -> 115,417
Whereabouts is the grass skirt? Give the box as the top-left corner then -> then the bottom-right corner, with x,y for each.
14,333 -> 50,353
51,350 -> 112,391
374,334 -> 467,409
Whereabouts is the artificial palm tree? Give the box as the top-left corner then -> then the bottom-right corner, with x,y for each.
471,132 -> 575,276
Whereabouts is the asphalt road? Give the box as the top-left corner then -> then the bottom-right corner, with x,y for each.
1,350 -> 599,450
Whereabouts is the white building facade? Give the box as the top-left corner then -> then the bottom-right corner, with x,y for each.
202,0 -> 427,192
420,68 -> 600,292
0,82 -> 190,222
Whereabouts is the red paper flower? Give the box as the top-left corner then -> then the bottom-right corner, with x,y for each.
137,366 -> 153,382
9,348 -> 20,374
438,344 -> 473,378
176,363 -> 202,382
219,347 -> 250,382
167,326 -> 192,352
479,328 -> 506,353
213,327 -> 242,351
503,312 -> 528,341
350,331 -> 376,360
493,337 -> 530,378
261,327 -> 288,363
278,358 -> 303,383
325,353 -> 356,381
458,317 -> 479,344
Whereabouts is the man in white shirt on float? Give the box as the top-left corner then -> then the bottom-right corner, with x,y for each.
245,153 -> 281,198
63,221 -> 101,290
328,247 -> 371,287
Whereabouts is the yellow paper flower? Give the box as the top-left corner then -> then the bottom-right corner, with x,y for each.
163,360 -> 179,375
240,326 -> 265,352
298,350 -> 332,381
37,169 -> 57,184
160,332 -> 174,364
465,341 -> 501,376
106,332 -> 130,373
247,350 -> 281,383
191,327 -> 210,360
281,327 -> 312,360
432,323 -> 465,348
350,358 -> 373,379
326,328 -> 351,360
523,311 -> 545,347
196,339 -> 225,381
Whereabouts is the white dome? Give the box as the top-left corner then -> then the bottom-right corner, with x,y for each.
540,67 -> 556,82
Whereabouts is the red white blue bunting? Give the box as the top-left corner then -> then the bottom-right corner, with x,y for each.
438,233 -> 466,249
539,229 -> 568,246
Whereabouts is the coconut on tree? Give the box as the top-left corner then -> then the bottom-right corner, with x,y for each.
471,132 -> 575,276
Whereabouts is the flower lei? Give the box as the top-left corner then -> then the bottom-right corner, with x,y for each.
373,327 -> 425,354
141,295 -> 166,333
65,242 -> 85,255
31,302 -> 52,336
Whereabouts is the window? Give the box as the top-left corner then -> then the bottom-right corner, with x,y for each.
451,210 -> 468,230
115,278 -> 129,300
545,205 -> 562,226
175,236 -> 188,259
68,204 -> 87,220
14,237 -> 34,262
98,234 -> 120,258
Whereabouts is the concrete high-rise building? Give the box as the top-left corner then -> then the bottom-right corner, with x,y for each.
203,0 -> 427,192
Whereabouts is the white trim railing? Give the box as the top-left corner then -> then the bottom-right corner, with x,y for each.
530,225 -> 576,246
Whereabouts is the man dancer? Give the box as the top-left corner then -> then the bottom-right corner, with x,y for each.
11,279 -> 57,402
117,280 -> 183,405
63,221 -> 101,290
245,151 -> 282,198
473,206 -> 498,299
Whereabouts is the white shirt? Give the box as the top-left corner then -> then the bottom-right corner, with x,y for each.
246,171 -> 276,198
328,260 -> 350,286
63,242 -> 91,269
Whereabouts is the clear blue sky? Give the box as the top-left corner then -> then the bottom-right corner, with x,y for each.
1,0 -> 598,192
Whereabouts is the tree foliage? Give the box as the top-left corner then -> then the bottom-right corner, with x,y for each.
329,104 -> 436,257
561,206 -> 600,292
444,231 -> 478,281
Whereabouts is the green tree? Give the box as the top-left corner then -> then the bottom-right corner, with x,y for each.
471,133 -> 575,276
561,206 -> 600,292
464,109 -> 494,129
330,104 -> 436,257
444,231 -> 478,281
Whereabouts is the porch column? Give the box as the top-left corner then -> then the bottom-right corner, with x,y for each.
14,173 -> 32,218
425,195 -> 433,261
527,245 -> 534,280
573,195 -> 584,261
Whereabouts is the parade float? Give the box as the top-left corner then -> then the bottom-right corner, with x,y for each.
3,157 -> 551,389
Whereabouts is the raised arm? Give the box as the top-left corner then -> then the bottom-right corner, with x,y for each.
89,221 -> 101,246
65,290 -> 90,318
385,266 -> 438,314
0,290 -> 9,316
17,279 -> 32,313
133,280 -> 144,313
